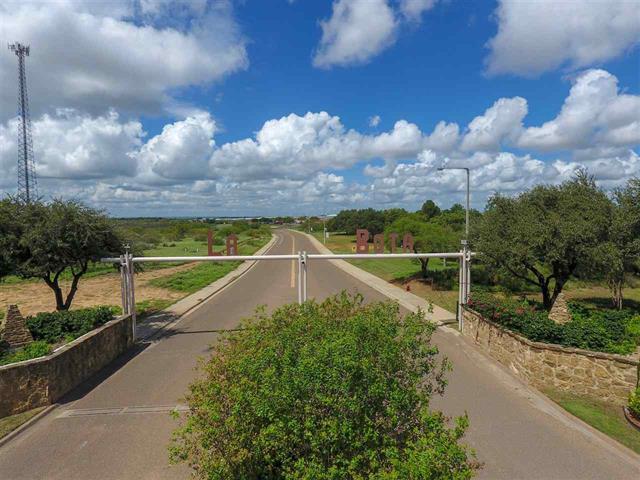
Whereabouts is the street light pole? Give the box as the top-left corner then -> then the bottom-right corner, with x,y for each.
437,167 -> 470,239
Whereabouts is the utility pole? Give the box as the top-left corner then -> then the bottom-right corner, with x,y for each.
8,42 -> 37,203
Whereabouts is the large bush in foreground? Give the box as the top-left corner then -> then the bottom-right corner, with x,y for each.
170,294 -> 478,479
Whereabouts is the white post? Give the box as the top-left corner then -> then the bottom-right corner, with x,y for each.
120,255 -> 128,315
126,253 -> 136,340
458,249 -> 464,331
465,249 -> 471,303
302,251 -> 308,302
297,252 -> 303,305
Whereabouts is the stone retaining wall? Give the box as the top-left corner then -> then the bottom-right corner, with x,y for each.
462,308 -> 639,405
0,315 -> 134,418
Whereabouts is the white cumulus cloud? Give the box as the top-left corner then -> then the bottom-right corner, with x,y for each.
0,1 -> 248,119
518,69 -> 640,151
313,0 -> 398,68
486,0 -> 640,76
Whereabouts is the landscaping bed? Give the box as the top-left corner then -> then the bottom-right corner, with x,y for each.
0,306 -> 115,366
467,291 -> 640,355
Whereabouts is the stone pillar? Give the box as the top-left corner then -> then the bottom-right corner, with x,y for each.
549,292 -> 571,324
1,305 -> 33,348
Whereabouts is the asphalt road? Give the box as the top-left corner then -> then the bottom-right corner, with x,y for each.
1,229 -> 638,479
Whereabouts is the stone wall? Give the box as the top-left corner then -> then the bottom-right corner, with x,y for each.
462,308 -> 639,405
0,315 -> 134,418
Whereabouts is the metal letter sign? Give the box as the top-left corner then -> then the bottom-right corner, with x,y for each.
402,233 -> 414,253
226,234 -> 238,256
373,233 -> 384,253
389,232 -> 398,253
356,229 -> 370,253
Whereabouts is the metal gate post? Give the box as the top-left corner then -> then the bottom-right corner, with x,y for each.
126,253 -> 137,340
302,251 -> 308,302
465,248 -> 471,303
458,249 -> 464,331
297,251 -> 303,304
120,254 -> 128,315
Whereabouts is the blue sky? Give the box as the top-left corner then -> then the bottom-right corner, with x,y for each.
1,0 -> 638,216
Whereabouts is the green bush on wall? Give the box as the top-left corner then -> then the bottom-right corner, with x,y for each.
27,306 -> 114,344
0,340 -> 52,366
170,293 -> 479,479
467,291 -> 640,355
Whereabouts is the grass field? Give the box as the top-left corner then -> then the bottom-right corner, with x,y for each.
313,232 -> 640,313
313,232 -> 460,312
146,233 -> 271,294
1,232 -> 272,318
544,390 -> 640,454
0,407 -> 46,440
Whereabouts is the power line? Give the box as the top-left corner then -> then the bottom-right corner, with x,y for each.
8,42 -> 37,203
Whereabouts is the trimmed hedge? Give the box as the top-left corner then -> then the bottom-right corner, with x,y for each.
170,293 -> 479,479
467,291 -> 640,355
26,306 -> 114,344
0,340 -> 52,366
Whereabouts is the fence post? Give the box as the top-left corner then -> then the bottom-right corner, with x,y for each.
297,251 -> 303,305
126,253 -> 136,341
458,248 -> 464,331
120,254 -> 128,316
302,251 -> 308,302
465,248 -> 471,303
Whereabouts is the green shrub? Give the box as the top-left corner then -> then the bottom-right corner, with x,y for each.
170,293 -> 478,479
467,292 -> 638,354
27,306 -> 114,344
0,341 -> 52,366
629,387 -> 640,420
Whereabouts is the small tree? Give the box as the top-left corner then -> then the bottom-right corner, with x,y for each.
386,214 -> 458,278
599,178 -> 640,309
0,198 -> 22,280
474,172 -> 612,310
420,200 -> 441,220
1,199 -> 124,310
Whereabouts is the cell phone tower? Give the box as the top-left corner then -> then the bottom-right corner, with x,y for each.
8,42 -> 37,203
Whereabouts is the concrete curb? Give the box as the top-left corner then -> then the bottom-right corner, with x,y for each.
139,233 -> 278,341
297,231 -> 456,326
0,404 -> 58,448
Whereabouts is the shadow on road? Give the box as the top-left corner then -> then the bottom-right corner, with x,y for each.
57,342 -> 151,406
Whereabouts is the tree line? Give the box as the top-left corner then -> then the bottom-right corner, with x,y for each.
325,172 -> 639,311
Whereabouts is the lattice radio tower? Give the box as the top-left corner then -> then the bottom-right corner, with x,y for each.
8,42 -> 37,203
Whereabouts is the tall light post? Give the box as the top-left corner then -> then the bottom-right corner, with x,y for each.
437,167 -> 470,239
438,166 -> 471,325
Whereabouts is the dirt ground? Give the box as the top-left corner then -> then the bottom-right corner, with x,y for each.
0,264 -> 197,317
